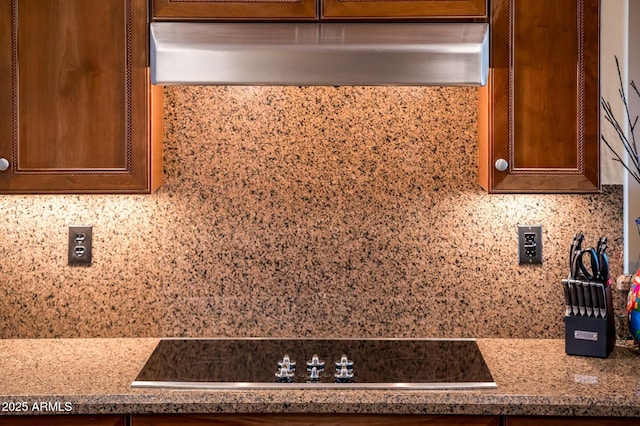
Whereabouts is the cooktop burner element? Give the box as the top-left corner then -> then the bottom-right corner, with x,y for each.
132,338 -> 496,390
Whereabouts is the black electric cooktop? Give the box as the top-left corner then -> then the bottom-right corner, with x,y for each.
132,338 -> 496,390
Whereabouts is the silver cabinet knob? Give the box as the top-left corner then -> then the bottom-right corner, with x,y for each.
0,158 -> 9,171
494,158 -> 509,172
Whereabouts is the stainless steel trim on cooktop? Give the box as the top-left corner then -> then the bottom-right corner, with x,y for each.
130,380 -> 497,390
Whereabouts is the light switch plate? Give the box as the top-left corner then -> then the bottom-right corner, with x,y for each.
68,225 -> 92,266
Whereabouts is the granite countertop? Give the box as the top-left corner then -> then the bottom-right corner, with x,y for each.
1,338 -> 639,418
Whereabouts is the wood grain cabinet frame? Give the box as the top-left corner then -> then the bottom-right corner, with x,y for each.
152,0 -> 318,20
0,0 -> 162,194
321,0 -> 487,21
151,0 -> 486,20
479,0 -> 600,193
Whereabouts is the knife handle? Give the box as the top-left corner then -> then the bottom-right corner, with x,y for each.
600,251 -> 610,283
562,279 -> 572,316
589,282 -> 600,317
597,283 -> 607,318
583,282 -> 593,317
576,281 -> 585,316
569,280 -> 579,315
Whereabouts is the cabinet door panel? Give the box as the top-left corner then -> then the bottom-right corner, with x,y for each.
17,0 -> 126,170
505,417 -> 640,426
0,0 -> 161,193
151,0 -> 318,20
0,415 -> 126,426
321,0 -> 487,20
512,2 -> 578,169
479,0 -> 600,193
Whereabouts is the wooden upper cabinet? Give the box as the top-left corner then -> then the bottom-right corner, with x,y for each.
322,0 -> 487,20
151,0 -> 318,20
0,0 -> 162,194
478,0 -> 600,193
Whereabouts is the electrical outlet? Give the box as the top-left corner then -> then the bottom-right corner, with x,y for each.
616,274 -> 633,291
518,225 -> 542,264
68,225 -> 92,266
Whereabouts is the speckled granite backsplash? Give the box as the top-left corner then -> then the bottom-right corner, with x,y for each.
0,86 -> 624,338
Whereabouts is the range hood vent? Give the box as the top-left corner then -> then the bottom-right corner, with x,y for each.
150,22 -> 489,86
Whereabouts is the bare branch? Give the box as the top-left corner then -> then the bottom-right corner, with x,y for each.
600,55 -> 640,183
602,135 -> 640,184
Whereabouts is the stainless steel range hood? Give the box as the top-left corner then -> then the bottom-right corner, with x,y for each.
150,22 -> 489,86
